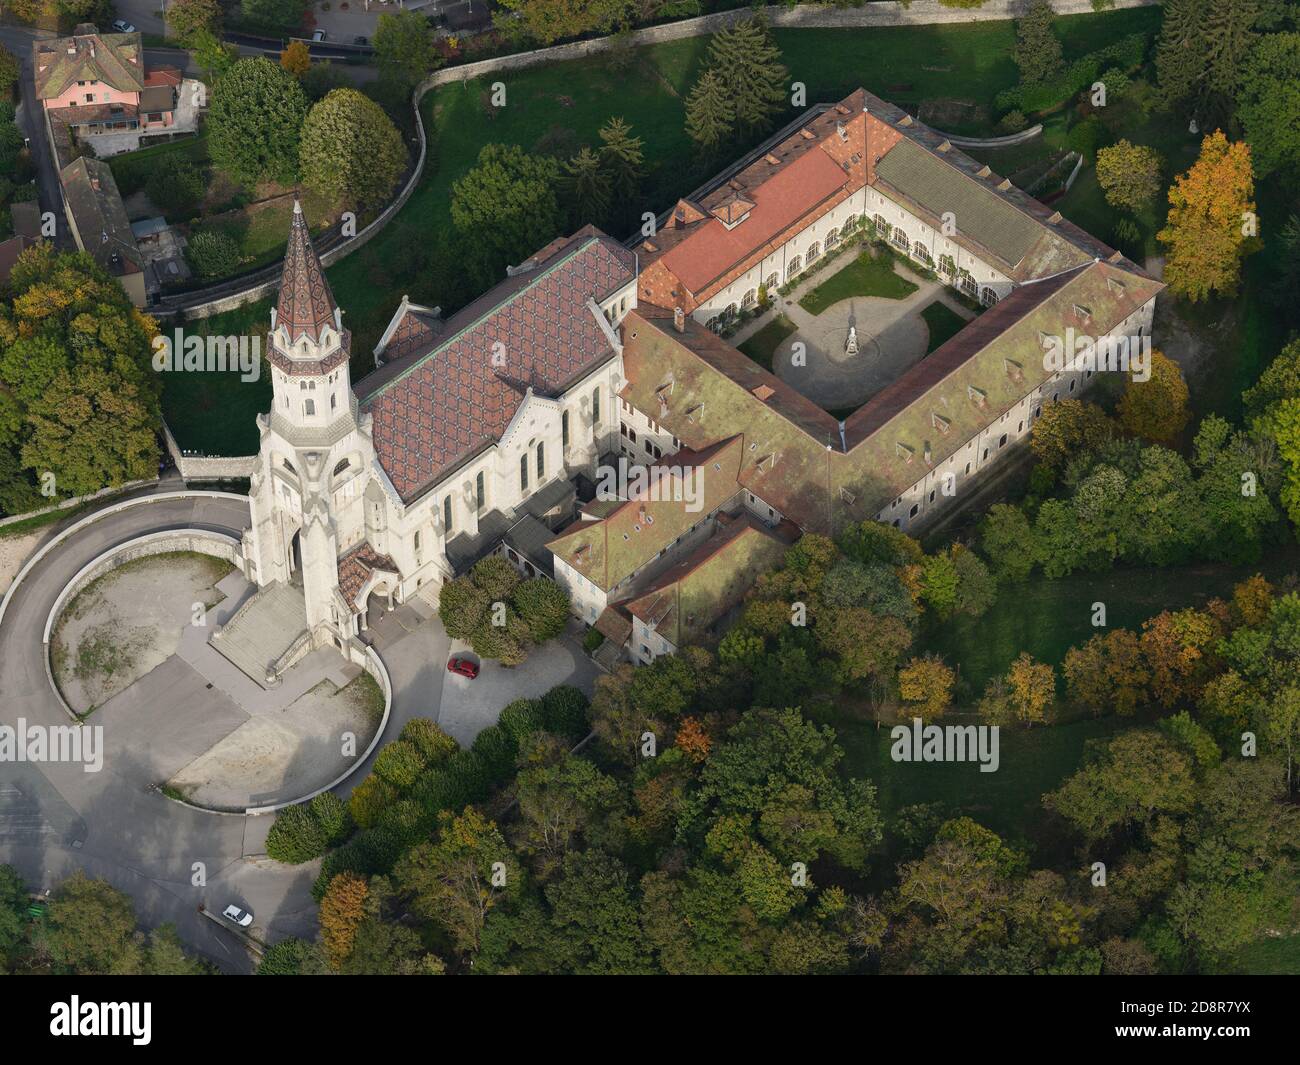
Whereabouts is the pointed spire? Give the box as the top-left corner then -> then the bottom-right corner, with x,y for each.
276,200 -> 338,346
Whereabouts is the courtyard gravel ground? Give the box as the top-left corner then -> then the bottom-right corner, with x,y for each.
51,552 -> 232,713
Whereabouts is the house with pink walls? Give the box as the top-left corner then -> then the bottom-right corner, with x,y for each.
34,23 -> 180,138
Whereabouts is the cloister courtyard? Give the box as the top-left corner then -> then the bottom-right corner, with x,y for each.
729,245 -> 977,419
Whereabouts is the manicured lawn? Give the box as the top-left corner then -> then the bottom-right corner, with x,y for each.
837,711 -> 1126,864
738,313 -> 797,371
1219,932 -> 1300,975
920,299 -> 967,353
924,547 -> 1300,703
798,253 -> 918,315
159,302 -> 272,457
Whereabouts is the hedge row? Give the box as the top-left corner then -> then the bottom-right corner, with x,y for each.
995,33 -> 1149,114
309,686 -> 592,898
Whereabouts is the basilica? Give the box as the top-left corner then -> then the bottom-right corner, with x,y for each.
239,88 -> 1161,666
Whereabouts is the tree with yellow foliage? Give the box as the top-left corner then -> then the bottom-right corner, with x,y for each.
1157,131 -> 1258,302
1116,350 -> 1190,443
319,872 -> 369,970
1006,652 -> 1056,725
280,40 -> 311,79
898,655 -> 956,719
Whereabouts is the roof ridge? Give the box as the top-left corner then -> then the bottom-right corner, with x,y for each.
362,235 -> 602,402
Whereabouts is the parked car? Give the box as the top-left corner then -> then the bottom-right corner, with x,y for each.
110,19 -> 136,32
311,29 -> 327,42
447,657 -> 479,679
221,904 -> 253,928
353,35 -> 370,46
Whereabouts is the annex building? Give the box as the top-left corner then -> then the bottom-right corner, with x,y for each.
237,89 -> 1160,670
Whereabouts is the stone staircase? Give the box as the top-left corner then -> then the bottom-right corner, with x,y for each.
210,581 -> 309,687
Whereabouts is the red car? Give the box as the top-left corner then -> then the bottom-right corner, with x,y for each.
447,657 -> 479,679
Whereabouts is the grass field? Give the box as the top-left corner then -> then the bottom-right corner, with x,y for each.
160,302 -> 272,457
738,313 -> 797,371
925,546 -> 1300,702
799,253 -> 918,315
920,299 -> 968,353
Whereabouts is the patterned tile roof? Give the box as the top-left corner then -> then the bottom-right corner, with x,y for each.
337,542 -> 398,610
276,200 -> 338,346
359,232 -> 636,503
34,26 -> 144,99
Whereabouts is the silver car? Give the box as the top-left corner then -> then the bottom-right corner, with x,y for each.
221,904 -> 253,928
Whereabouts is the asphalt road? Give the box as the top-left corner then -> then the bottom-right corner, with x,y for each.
0,25 -> 66,240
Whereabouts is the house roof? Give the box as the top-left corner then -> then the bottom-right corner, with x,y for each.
10,201 -> 41,240
139,84 -> 176,113
34,25 -> 144,99
875,137 -> 1046,269
337,542 -> 398,609
659,147 -> 851,296
358,230 -> 636,503
546,436 -> 746,593
59,156 -> 143,278
623,514 -> 792,648
276,200 -> 338,346
0,235 -> 34,283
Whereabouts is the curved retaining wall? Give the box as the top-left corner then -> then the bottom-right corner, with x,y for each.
42,530 -> 242,724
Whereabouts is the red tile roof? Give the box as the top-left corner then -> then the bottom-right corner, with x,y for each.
660,147 -> 851,295
337,542 -> 398,609
276,200 -> 338,347
359,232 -> 636,503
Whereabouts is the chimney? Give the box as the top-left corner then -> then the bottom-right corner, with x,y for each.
673,306 -> 685,333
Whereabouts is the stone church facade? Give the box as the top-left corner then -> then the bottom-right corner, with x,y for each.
242,88 -> 1162,661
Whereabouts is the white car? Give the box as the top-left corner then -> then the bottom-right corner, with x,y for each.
310,29 -> 327,42
110,19 -> 136,32
221,904 -> 253,928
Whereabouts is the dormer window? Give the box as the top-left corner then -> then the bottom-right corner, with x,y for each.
967,385 -> 987,408
896,441 -> 915,463
931,412 -> 951,434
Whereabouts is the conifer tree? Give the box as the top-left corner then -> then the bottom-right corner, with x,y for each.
704,17 -> 787,137
684,67 -> 734,151
1013,0 -> 1064,87
561,147 -> 613,228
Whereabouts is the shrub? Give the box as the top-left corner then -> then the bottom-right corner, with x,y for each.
511,578 -> 569,642
145,154 -> 204,215
997,110 -> 1028,134
186,229 -> 241,280
347,774 -> 398,829
257,937 -> 316,974
497,697 -> 543,744
400,717 -> 458,765
411,767 -> 472,816
372,738 -> 426,790
995,32 -> 1148,113
309,792 -> 351,846
265,803 -> 327,863
470,724 -> 518,781
1067,116 -> 1106,161
581,627 -> 604,653
538,685 -> 590,740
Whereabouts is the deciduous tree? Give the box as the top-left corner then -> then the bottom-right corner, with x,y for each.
1157,131 -> 1257,302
